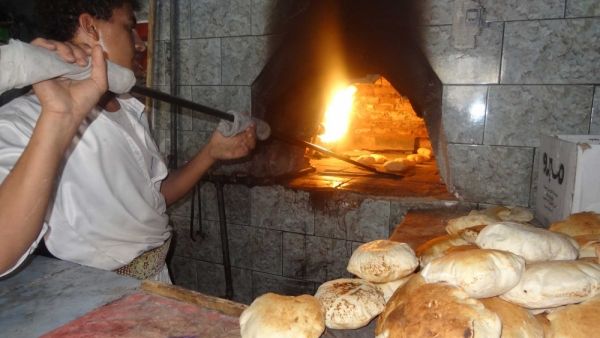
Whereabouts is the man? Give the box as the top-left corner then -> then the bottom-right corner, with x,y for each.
0,0 -> 256,281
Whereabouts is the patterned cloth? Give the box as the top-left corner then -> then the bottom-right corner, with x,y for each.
114,238 -> 171,280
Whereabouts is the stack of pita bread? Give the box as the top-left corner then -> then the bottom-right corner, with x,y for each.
376,209 -> 600,338
240,209 -> 600,338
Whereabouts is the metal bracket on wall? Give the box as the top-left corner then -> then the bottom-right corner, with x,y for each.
451,0 -> 485,49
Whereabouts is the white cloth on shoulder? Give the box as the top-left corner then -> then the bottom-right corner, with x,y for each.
217,110 -> 271,140
0,39 -> 135,95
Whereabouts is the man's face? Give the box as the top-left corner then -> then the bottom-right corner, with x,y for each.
94,4 -> 145,71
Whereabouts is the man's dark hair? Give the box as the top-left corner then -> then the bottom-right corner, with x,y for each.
35,0 -> 140,41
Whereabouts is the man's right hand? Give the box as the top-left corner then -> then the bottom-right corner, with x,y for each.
32,45 -> 108,126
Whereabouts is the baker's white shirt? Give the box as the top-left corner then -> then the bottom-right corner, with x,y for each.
0,93 -> 171,277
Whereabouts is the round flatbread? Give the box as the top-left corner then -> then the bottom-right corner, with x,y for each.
475,221 -> 579,262
373,274 -> 413,303
421,249 -> 525,298
376,282 -> 501,338
347,240 -> 418,283
314,278 -> 385,330
546,295 -> 600,338
549,212 -> 600,237
480,297 -> 544,338
446,214 -> 499,235
415,234 -> 470,268
240,293 -> 325,338
501,260 -> 600,309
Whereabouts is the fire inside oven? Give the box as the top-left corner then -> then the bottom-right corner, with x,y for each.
310,75 -> 434,178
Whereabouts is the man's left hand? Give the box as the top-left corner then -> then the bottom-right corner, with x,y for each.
207,124 -> 257,161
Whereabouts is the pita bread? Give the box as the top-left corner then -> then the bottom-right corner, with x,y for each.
573,234 -> 600,258
535,313 -> 552,337
470,206 -> 534,223
421,249 -> 525,298
458,224 -> 487,243
375,282 -> 501,338
375,274 -> 426,335
446,214 -> 499,235
549,212 -> 600,237
314,278 -> 385,330
416,147 -> 432,158
480,297 -> 544,338
475,222 -> 579,263
347,240 -> 418,283
374,274 -> 413,303
383,158 -> 414,172
546,295 -> 600,338
501,260 -> 600,309
239,293 -> 325,338
415,234 -> 470,268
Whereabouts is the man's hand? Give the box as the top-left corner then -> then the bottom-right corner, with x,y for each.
31,38 -> 91,67
32,45 -> 107,126
207,124 -> 257,161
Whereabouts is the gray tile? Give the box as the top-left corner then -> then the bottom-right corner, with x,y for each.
227,224 -> 255,269
152,41 -> 171,86
196,260 -> 226,297
251,228 -> 282,275
314,194 -> 356,240
221,36 -> 270,85
252,272 -> 315,298
424,23 -> 503,84
251,0 -> 275,35
282,232 -> 305,279
191,0 -> 252,38
169,255 -> 198,290
200,182 -> 218,221
482,0 -> 564,21
191,86 -> 252,129
346,199 -> 391,242
224,184 -> 251,225
422,0 -> 453,25
190,86 -> 223,131
156,0 -> 191,41
168,190 -> 194,218
485,86 -> 594,147
501,18 -> 600,84
171,215 -> 223,264
327,239 -> 354,281
389,202 -> 409,235
592,87 -> 600,134
177,38 -> 221,85
251,186 -> 315,234
177,130 -> 211,163
447,144 -> 534,206
566,0 -> 600,17
442,86 -> 488,144
176,86 -> 193,131
232,268 -> 253,304
305,236 -> 333,283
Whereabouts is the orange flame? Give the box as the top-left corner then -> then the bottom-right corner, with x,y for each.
319,85 -> 357,143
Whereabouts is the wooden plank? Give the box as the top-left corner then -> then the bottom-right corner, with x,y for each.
141,280 -> 247,317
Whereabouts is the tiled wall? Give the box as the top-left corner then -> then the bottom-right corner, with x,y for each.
149,0 -> 599,302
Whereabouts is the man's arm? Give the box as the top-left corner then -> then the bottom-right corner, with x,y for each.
160,125 -> 256,206
0,46 -> 107,275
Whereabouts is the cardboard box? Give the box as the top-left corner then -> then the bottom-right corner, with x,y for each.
535,135 -> 600,226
